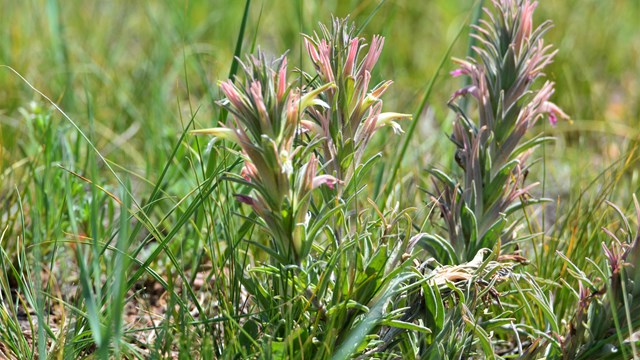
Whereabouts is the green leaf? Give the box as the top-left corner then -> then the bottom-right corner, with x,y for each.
484,158 -> 520,206
423,282 -> 445,335
508,135 -> 555,163
480,215 -> 506,248
306,203 -> 345,243
270,340 -> 287,360
462,305 -> 495,360
461,204 -> 479,253
365,244 -> 388,277
332,273 -> 414,360
383,319 -> 432,334
504,198 -> 552,217
427,168 -> 457,189
412,233 -> 458,265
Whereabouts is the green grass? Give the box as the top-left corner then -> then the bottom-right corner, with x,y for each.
1,0 -> 640,358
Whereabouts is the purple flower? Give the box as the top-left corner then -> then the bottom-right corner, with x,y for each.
449,85 -> 479,102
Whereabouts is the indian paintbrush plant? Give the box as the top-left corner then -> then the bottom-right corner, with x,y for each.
192,53 -> 337,265
192,2 -> 577,357
390,0 -> 572,357
7,0 -> 638,358
192,19 -> 416,357
428,0 -> 569,262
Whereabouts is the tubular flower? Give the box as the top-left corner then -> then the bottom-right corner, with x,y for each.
541,101 -> 570,126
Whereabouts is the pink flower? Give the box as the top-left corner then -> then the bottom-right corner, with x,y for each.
312,175 -> 341,190
249,81 -> 270,132
317,40 -> 335,82
343,37 -> 360,76
286,92 -> 301,129
241,161 -> 258,181
304,38 -> 334,82
219,80 -> 246,112
602,241 -> 624,275
515,1 -> 538,50
541,101 -> 569,126
305,37 -> 320,63
358,35 -> 384,78
450,59 -> 477,79
277,57 -> 288,101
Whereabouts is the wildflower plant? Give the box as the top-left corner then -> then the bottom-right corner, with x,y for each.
192,20 -> 417,357
386,0 -> 570,357
193,19 -> 412,266
429,0 -> 569,261
192,53 -> 337,264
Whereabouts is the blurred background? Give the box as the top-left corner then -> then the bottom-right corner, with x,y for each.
1,0 -> 639,206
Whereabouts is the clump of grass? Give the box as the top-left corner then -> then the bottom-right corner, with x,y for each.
555,195 -> 640,359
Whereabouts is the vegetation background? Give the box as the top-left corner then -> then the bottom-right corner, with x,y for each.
2,0 -> 639,202
1,0 -> 639,358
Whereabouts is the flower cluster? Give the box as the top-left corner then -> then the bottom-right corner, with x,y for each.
193,53 -> 337,264
302,18 -> 411,185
